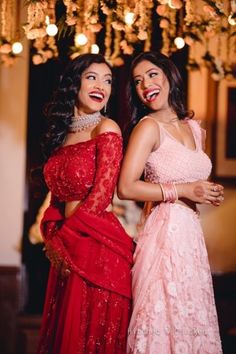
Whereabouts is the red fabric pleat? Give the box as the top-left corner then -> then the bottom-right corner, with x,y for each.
41,205 -> 133,298
37,201 -> 133,354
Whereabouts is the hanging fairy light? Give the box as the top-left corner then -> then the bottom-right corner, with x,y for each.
75,33 -> 88,46
228,12 -> 236,25
46,23 -> 58,36
168,0 -> 176,9
124,12 -> 135,25
45,15 -> 58,37
174,36 -> 185,49
168,0 -> 183,10
228,0 -> 236,25
91,44 -> 99,54
12,41 -> 23,54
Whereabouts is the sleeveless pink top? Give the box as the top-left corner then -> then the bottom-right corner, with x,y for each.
144,118 -> 212,184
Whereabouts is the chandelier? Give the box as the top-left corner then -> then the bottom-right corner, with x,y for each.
1,0 -> 236,81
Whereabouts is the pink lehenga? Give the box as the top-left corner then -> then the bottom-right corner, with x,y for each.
127,118 -> 222,354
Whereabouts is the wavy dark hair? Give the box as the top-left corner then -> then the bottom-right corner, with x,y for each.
127,51 -> 194,128
41,53 -> 113,160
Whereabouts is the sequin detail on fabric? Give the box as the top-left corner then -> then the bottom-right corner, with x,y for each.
44,132 -> 123,211
144,119 -> 212,184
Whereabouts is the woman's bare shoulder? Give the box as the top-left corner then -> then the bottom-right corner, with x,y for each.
97,117 -> 121,135
131,116 -> 160,143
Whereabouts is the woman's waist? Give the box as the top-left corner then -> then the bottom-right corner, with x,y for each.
65,200 -> 82,218
47,189 -> 90,204
147,198 -> 198,216
174,198 -> 198,214
65,200 -> 113,218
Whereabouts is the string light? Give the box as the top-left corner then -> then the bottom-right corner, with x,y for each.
12,41 -> 23,54
124,12 -> 135,25
46,23 -> 58,36
228,13 -> 236,25
91,44 -> 99,53
168,0 -> 182,9
174,36 -> 185,49
45,15 -> 50,26
75,33 -> 88,46
168,0 -> 176,9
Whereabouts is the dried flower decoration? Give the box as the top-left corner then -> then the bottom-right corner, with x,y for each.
0,0 -> 230,80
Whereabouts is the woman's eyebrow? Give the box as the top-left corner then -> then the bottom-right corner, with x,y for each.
133,67 -> 158,79
83,71 -> 98,75
83,71 -> 112,77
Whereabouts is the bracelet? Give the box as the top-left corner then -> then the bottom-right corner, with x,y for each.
159,183 -> 178,203
159,183 -> 166,201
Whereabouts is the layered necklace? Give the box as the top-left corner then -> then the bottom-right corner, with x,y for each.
69,111 -> 101,133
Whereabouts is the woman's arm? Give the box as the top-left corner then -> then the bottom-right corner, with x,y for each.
118,118 -> 165,201
77,118 -> 123,215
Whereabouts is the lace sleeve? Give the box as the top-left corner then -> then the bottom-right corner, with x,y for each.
79,132 -> 123,215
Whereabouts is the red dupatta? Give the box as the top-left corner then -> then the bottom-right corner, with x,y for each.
41,200 -> 134,299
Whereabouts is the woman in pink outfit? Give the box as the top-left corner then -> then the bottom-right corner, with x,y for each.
118,51 -> 223,354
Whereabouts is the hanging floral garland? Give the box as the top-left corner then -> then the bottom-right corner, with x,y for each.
1,0 -> 234,80
157,0 -> 236,80
0,0 -> 23,66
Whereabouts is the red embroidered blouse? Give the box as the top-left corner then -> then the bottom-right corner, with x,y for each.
44,131 -> 123,215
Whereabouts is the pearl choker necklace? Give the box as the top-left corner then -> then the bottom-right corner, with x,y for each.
69,111 -> 101,133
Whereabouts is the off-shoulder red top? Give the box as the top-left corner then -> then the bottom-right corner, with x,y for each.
44,131 -> 123,215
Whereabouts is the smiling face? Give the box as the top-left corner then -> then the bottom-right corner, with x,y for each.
133,59 -> 171,112
77,62 -> 112,114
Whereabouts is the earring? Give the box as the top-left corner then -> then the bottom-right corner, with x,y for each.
104,104 -> 107,115
141,103 -> 147,111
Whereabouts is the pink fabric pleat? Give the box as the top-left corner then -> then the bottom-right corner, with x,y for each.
127,203 -> 222,354
128,203 -> 170,352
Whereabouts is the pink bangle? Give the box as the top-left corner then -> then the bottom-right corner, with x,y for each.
159,183 -> 166,201
159,183 -> 178,203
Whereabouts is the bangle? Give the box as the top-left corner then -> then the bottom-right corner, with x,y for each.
159,183 -> 178,203
159,183 -> 166,201
173,184 -> 178,201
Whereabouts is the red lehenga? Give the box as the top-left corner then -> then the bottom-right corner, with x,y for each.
37,132 -> 134,354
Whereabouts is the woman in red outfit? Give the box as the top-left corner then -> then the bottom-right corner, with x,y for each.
37,53 -> 134,354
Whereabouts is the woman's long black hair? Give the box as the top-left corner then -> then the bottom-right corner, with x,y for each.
41,53 -> 112,160
127,51 -> 194,128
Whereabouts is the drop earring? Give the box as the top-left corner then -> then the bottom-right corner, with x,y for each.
104,104 -> 107,115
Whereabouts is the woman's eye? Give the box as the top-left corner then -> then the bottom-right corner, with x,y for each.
105,79 -> 112,85
149,72 -> 158,78
134,79 -> 141,86
86,74 -> 96,80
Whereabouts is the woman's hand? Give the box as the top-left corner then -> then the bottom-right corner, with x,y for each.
177,181 -> 224,206
44,243 -> 71,278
